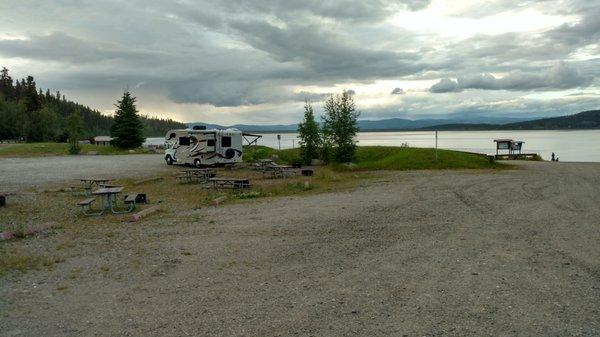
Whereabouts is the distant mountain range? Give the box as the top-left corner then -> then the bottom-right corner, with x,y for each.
189,116 -> 534,133
419,110 -> 600,131
189,110 -> 600,132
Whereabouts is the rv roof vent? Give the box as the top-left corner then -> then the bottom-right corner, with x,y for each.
192,125 -> 207,130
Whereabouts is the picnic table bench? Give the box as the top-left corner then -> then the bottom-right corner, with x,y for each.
77,197 -> 102,216
209,178 -> 251,190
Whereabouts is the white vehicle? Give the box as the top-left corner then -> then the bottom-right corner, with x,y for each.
164,127 -> 261,167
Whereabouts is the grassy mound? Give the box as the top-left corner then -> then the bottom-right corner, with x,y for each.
351,146 -> 502,170
245,145 -> 504,170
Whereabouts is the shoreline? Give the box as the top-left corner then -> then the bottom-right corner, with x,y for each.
228,128 -> 600,134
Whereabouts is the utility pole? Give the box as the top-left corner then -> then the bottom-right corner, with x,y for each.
435,130 -> 438,161
277,134 -> 281,150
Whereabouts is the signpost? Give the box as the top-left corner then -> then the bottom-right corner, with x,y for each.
277,134 -> 281,150
435,130 -> 438,161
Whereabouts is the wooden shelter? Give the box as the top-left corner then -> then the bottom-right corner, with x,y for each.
493,139 -> 538,160
494,139 -> 524,155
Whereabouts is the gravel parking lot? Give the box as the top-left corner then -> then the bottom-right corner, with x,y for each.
1,161 -> 599,336
0,154 -> 168,191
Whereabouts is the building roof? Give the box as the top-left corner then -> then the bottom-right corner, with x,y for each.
94,136 -> 113,142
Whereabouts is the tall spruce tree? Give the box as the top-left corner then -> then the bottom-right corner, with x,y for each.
24,76 -> 44,142
0,67 -> 13,99
110,91 -> 145,149
322,91 -> 359,163
297,100 -> 322,165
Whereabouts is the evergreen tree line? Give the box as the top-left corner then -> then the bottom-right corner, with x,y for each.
298,91 -> 360,164
0,67 -> 186,142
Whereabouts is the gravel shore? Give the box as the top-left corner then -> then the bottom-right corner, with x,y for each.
1,161 -> 599,336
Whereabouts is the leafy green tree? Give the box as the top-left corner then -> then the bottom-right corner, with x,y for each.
322,91 -> 360,163
297,100 -> 322,165
110,91 -> 145,149
67,109 -> 84,154
38,106 -> 59,141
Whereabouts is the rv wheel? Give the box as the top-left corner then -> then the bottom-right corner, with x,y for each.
165,155 -> 174,165
224,148 -> 236,159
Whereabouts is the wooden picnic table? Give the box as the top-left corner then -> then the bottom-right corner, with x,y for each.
91,186 -> 134,214
175,168 -> 216,183
261,165 -> 298,178
209,178 -> 251,190
79,178 -> 114,195
259,159 -> 274,165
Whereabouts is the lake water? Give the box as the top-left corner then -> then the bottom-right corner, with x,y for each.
145,130 -> 600,162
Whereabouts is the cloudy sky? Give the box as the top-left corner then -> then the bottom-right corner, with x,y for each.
0,0 -> 598,124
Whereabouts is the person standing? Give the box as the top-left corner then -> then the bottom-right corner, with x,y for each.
551,152 -> 556,161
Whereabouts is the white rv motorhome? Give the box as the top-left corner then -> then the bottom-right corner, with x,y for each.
164,128 -> 261,167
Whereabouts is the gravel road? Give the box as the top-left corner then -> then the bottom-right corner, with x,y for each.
0,154 -> 168,191
1,161 -> 599,336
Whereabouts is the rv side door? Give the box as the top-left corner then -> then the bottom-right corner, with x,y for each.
205,134 -> 216,152
176,136 -> 192,160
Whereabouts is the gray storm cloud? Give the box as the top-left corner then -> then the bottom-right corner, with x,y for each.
430,78 -> 462,93
429,62 -> 593,93
0,32 -> 139,64
0,0 -> 597,122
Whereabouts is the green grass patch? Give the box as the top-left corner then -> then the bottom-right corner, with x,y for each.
243,145 -> 300,164
0,142 -> 155,157
350,146 -> 504,170
245,145 -> 505,170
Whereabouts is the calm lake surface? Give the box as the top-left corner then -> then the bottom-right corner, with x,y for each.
146,130 -> 600,162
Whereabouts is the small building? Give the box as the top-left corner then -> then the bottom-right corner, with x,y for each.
494,139 -> 524,155
93,136 -> 113,146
